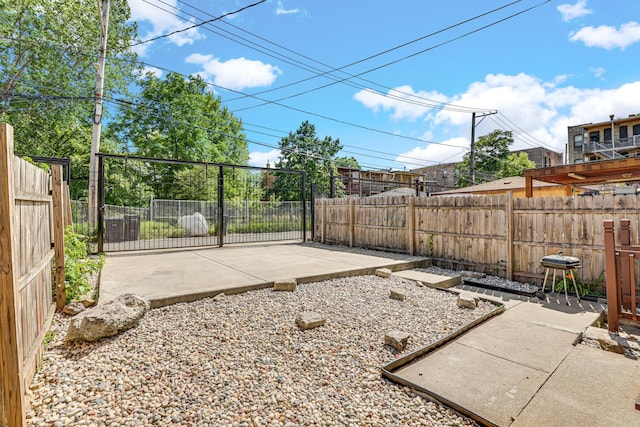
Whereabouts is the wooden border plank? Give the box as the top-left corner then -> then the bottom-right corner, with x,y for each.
51,166 -> 66,310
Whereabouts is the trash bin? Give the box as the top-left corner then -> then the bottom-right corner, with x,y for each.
105,217 -> 124,242
124,214 -> 140,241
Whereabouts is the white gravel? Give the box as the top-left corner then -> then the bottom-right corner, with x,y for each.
27,275 -> 496,426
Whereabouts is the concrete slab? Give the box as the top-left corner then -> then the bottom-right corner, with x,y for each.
456,315 -> 576,372
513,345 -> 640,427
502,299 -> 603,334
99,242 -> 429,307
393,269 -> 461,288
396,342 -> 549,427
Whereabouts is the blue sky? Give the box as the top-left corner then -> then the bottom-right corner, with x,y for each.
126,0 -> 640,171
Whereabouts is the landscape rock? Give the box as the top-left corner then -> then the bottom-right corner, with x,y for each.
77,293 -> 96,308
390,289 -> 406,301
66,294 -> 150,342
177,212 -> 209,237
460,271 -> 486,279
385,330 -> 410,351
457,293 -> 479,309
296,312 -> 325,330
375,268 -> 392,278
274,279 -> 297,292
62,302 -> 86,316
212,293 -> 226,302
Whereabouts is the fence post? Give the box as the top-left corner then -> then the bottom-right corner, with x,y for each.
0,123 -> 26,427
349,197 -> 355,247
620,219 -> 630,246
52,166 -> 66,310
603,220 -> 619,332
218,165 -> 224,247
97,156 -> 104,253
320,199 -> 326,244
407,197 -> 415,255
506,192 -> 514,280
301,172 -> 307,241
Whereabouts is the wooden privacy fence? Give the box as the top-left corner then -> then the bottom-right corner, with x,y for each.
316,193 -> 640,285
1,123 -> 69,427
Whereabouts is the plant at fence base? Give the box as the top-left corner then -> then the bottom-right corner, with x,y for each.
140,221 -> 186,239
62,227 -> 104,304
554,270 -> 605,297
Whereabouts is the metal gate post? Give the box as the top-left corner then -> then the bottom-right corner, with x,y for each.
310,183 -> 315,242
218,165 -> 224,247
301,171 -> 307,241
97,155 -> 104,253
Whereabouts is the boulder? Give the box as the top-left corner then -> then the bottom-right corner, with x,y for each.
274,279 -> 297,292
296,312 -> 325,330
385,330 -> 410,351
66,294 -> 150,342
177,212 -> 209,237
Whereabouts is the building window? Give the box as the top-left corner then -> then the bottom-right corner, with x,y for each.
620,125 -> 628,140
589,131 -> 600,142
603,128 -> 612,142
573,134 -> 583,149
633,124 -> 640,136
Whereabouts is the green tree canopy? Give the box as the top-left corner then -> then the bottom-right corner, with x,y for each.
455,129 -> 514,187
495,152 -> 536,179
271,121 -> 344,200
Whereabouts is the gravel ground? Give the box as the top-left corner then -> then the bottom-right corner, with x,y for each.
27,275 -> 496,427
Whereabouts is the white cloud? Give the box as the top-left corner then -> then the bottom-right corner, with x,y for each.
396,137 -> 469,169
360,73 -> 640,166
557,1 -> 592,22
276,1 -> 302,15
128,0 -> 204,54
353,86 -> 450,121
249,149 -> 281,167
186,54 -> 282,91
589,66 -> 606,78
570,22 -> 640,50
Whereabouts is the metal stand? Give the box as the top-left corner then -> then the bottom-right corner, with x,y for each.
542,266 -> 580,301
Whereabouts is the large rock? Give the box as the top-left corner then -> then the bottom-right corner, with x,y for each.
375,268 -> 392,278
178,212 -> 209,237
66,294 -> 150,342
296,312 -> 325,330
457,292 -> 479,309
385,330 -> 410,351
274,279 -> 297,292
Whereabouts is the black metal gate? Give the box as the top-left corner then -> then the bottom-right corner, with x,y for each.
96,154 -> 306,252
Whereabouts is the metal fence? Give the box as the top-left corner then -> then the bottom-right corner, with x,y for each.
96,154 -> 307,252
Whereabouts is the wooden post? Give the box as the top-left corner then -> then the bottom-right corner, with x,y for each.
525,175 -> 533,198
0,123 -> 26,427
621,219 -> 630,246
407,197 -> 415,256
349,198 -> 355,248
52,166 -> 66,311
506,192 -> 514,280
320,199 -> 326,244
603,220 -> 619,332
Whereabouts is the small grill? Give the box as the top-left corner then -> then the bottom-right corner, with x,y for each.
541,252 -> 582,301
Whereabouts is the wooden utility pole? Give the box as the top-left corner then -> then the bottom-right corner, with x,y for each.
469,110 -> 497,185
88,0 -> 110,227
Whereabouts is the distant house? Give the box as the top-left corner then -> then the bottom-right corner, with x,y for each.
337,167 -> 425,197
432,176 -> 583,198
567,113 -> 640,164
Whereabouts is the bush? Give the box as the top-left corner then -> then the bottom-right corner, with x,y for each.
140,221 -> 186,239
63,227 -> 104,303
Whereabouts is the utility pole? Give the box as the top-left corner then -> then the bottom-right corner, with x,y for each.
470,110 -> 497,185
88,0 -> 110,227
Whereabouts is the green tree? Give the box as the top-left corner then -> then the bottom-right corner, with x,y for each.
271,121 -> 343,200
0,0 -> 139,200
495,152 -> 535,179
106,72 -> 249,199
455,130 -> 513,187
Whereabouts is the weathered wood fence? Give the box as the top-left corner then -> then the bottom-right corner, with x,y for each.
1,123 -> 69,427
316,193 -> 640,285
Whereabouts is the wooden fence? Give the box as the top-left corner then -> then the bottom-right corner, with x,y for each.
1,123 -> 68,427
316,193 -> 640,285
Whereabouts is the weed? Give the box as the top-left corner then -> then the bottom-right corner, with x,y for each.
62,226 -> 104,303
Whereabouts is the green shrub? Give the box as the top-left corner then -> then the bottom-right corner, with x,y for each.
63,227 -> 104,303
140,221 -> 186,239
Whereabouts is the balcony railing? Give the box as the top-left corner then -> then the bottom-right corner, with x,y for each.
582,135 -> 640,159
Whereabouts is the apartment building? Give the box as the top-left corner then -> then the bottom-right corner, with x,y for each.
567,114 -> 640,164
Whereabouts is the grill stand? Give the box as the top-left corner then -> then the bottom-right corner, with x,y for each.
542,266 -> 581,302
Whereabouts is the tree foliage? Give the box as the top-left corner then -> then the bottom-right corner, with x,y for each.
456,129 -> 514,187
495,152 -> 535,179
106,72 -> 249,200
271,121 -> 344,200
0,0 -> 139,199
